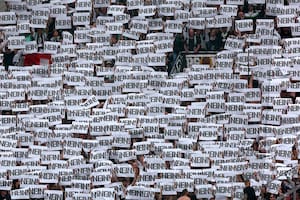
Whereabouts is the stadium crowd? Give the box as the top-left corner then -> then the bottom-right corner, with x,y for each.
1,0 -> 300,200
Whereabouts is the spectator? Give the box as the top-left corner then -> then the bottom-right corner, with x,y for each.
184,28 -> 201,53
219,27 -> 230,49
0,32 -> 6,53
110,34 -> 120,46
130,160 -> 140,186
237,11 -> 245,19
3,47 -> 15,70
24,32 -> 34,42
259,184 -> 269,200
243,180 -> 257,200
11,180 -> 20,190
12,49 -> 23,66
195,29 -> 208,51
0,191 -> 11,200
257,4 -> 267,18
292,145 -> 298,160
188,192 -> 197,200
33,28 -> 47,52
171,33 -> 185,67
50,30 -> 61,42
279,27 -> 292,39
269,194 -> 277,200
47,18 -> 56,40
245,4 -> 259,19
177,189 -> 191,200
206,29 -> 221,51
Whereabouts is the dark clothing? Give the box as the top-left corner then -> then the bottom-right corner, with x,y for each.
3,51 -> 15,70
220,32 -> 229,49
170,34 -> 185,74
206,37 -> 221,51
186,36 -> 200,51
280,27 -> 292,39
36,34 -> 44,52
173,34 -> 185,54
260,192 -> 270,200
244,186 -> 257,200
0,193 -> 11,200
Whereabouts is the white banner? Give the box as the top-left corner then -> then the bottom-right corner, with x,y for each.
220,5 -> 238,17
164,20 -> 184,33
0,12 -> 16,25
73,12 -> 90,26
75,0 -> 92,11
55,16 -> 72,30
8,36 -> 25,50
188,18 -> 206,30
235,19 -> 253,32
17,22 -> 30,34
277,14 -> 296,28
139,5 -> 156,17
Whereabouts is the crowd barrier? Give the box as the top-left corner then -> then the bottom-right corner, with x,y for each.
170,51 -> 218,75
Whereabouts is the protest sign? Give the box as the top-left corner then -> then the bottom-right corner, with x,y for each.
235,19 -> 253,32
8,36 -> 25,50
0,12 -> 16,25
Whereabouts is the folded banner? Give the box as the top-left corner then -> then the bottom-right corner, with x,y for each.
23,53 -> 52,66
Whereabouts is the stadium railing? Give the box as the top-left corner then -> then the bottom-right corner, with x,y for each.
170,51 -> 218,75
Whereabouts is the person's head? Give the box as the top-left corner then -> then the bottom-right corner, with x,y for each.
221,27 -> 228,33
245,179 -> 251,187
176,33 -> 183,39
0,190 -> 7,197
36,28 -> 43,34
195,29 -> 203,35
137,155 -> 144,163
122,177 -> 132,187
248,4 -> 254,12
238,11 -> 245,19
165,160 -> 170,169
282,27 -> 291,34
100,7 -> 107,14
252,140 -> 259,151
188,28 -> 195,37
261,184 -> 267,193
210,29 -> 217,37
105,60 -> 114,67
270,194 -> 277,199
110,34 -> 118,45
188,191 -> 197,200
181,189 -> 189,197
12,179 -> 20,189
53,30 -> 59,37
